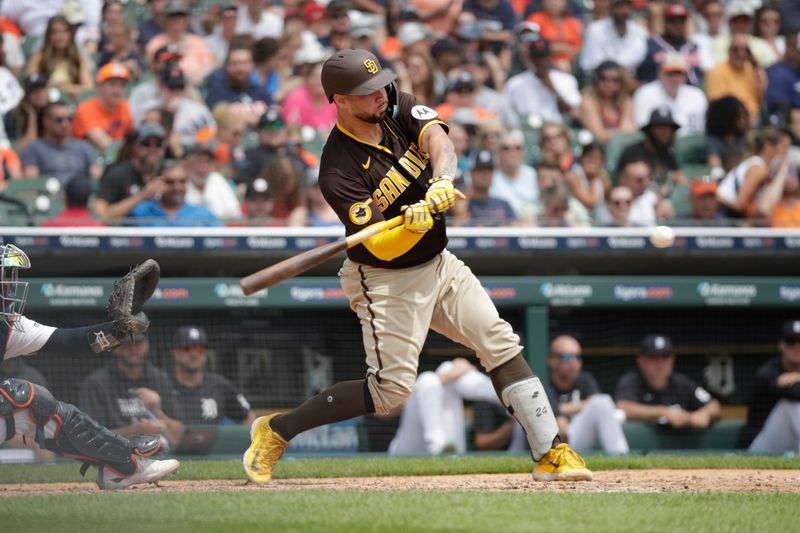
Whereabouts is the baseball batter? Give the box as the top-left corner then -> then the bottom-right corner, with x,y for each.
243,49 -> 592,483
0,244 -> 179,489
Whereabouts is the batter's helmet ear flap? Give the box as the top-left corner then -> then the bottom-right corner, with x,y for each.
386,81 -> 399,119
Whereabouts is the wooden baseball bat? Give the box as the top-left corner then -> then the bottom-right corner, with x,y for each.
240,191 -> 465,295
240,214 -> 403,295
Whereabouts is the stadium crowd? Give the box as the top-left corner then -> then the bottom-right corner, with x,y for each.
0,0 -> 797,227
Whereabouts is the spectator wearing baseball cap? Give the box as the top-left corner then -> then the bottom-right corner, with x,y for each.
503,36 -> 582,126
466,149 -> 516,227
742,320 -> 800,452
636,3 -> 705,87
170,325 -> 254,425
620,106 -> 687,189
685,176 -> 731,226
145,0 -> 218,86
92,122 -> 167,223
154,64 -> 217,148
615,334 -> 721,431
71,63 -> 133,152
239,107 -> 309,188
632,52 -> 708,137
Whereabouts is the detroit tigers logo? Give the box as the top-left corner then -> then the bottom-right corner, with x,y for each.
363,59 -> 379,75
349,202 -> 372,225
200,398 -> 219,421
92,331 -> 113,351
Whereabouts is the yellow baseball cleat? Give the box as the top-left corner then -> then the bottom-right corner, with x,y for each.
242,414 -> 289,485
533,443 -> 593,481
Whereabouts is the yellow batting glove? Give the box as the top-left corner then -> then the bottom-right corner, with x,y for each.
402,201 -> 434,233
425,175 -> 456,214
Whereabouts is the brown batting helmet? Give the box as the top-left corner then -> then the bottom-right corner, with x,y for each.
321,48 -> 397,103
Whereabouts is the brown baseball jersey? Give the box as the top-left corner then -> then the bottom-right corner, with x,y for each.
318,91 -> 449,269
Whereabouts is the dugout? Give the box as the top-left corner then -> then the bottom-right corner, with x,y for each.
4,225 -> 800,455
13,276 -> 799,455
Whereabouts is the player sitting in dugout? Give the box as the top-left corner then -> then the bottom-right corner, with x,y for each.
0,244 -> 180,490
615,334 -> 721,430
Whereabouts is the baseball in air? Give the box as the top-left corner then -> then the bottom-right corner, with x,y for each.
650,225 -> 676,248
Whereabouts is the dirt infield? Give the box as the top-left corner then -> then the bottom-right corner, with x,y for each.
3,469 -> 800,495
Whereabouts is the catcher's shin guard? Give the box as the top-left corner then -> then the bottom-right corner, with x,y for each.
1,379 -> 160,476
501,377 -> 560,461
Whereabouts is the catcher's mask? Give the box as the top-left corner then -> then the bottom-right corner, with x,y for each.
321,48 -> 399,119
0,244 -> 30,330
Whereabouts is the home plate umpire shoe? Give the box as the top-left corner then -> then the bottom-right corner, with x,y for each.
533,443 -> 593,481
243,413 -> 289,484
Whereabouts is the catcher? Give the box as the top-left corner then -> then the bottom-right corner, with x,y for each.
0,244 -> 180,490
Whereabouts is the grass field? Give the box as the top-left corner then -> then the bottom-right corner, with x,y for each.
1,455 -> 797,533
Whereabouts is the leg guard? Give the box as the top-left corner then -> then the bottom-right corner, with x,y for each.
3,379 -> 162,476
0,378 -> 36,442
501,377 -> 560,461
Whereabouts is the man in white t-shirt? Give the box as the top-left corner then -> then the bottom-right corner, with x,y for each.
184,145 -> 242,220
580,0 -> 648,77
503,37 -> 581,126
489,130 -> 539,221
632,52 -> 708,136
616,157 -> 674,226
236,0 -> 283,39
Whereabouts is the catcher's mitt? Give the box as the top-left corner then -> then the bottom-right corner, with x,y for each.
107,259 -> 160,335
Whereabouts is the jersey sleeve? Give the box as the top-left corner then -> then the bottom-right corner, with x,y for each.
3,316 -> 56,360
394,92 -> 448,155
318,166 -> 386,233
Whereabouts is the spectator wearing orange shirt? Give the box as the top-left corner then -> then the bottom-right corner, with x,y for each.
526,0 -> 582,72
771,172 -> 800,228
705,34 -> 766,126
0,143 -> 22,191
72,63 -> 133,153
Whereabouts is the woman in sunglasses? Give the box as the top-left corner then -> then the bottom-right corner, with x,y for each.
577,61 -> 637,145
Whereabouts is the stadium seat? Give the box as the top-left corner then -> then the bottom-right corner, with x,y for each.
605,131 -> 644,177
5,177 -> 65,224
521,127 -> 541,166
682,164 -> 712,181
670,184 -> 692,218
676,133 -> 707,167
